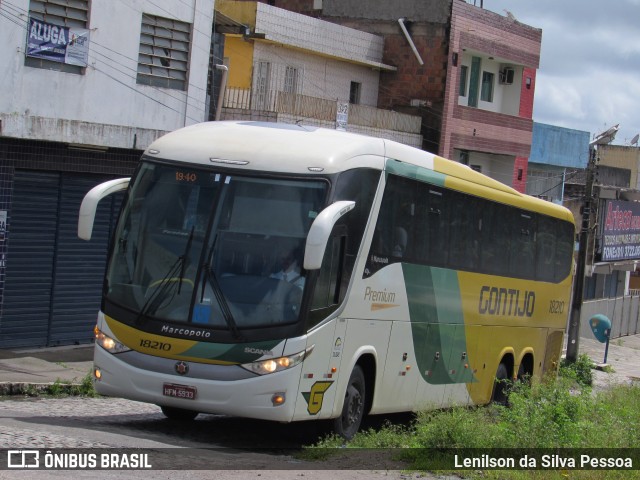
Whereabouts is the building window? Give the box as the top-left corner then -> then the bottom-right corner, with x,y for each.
349,81 -> 361,104
254,61 -> 272,109
137,14 -> 191,90
459,65 -> 468,97
25,0 -> 89,74
283,66 -> 299,94
480,71 -> 494,102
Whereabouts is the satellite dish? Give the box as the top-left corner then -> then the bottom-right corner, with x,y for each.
631,133 -> 639,146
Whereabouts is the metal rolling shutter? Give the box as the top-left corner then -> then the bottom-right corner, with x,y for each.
1,171 -> 59,348
1,171 -> 122,348
49,174 -> 121,345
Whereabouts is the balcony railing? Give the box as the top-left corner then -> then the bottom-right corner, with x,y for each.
223,88 -> 421,134
276,92 -> 337,122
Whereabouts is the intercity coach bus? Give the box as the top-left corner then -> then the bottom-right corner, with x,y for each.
78,121 -> 575,439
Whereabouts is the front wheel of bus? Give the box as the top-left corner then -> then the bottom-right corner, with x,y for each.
160,406 -> 199,421
333,366 -> 365,440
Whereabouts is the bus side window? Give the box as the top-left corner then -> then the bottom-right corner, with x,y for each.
371,174 -> 415,260
536,216 -> 557,281
553,220 -> 575,282
480,201 -> 510,276
414,185 -> 448,267
448,191 -> 479,270
512,211 -> 536,279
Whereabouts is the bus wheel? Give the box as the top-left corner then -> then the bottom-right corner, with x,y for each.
333,366 -> 365,440
491,363 -> 510,406
160,406 -> 199,421
516,363 -> 531,386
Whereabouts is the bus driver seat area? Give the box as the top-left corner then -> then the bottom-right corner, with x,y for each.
212,234 -> 303,325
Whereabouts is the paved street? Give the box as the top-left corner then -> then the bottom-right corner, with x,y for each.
1,397 -> 162,449
0,396 -> 331,451
0,396 -> 435,479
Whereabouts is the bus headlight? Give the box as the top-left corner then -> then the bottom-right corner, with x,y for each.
241,345 -> 314,375
94,326 -> 131,354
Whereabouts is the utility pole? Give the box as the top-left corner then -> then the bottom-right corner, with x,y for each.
566,147 -> 596,362
566,124 -> 617,363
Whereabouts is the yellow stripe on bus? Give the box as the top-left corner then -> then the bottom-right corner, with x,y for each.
104,315 -> 237,365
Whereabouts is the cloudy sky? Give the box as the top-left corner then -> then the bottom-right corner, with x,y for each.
482,0 -> 640,145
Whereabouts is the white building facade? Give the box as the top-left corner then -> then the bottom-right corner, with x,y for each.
0,0 -> 215,347
1,0 -> 214,148
218,1 -> 423,147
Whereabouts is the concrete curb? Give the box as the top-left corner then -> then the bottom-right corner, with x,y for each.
0,381 -> 87,396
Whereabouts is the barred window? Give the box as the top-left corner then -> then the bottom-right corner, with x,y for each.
253,61 -> 271,109
137,14 -> 191,90
283,66 -> 299,94
26,0 -> 89,73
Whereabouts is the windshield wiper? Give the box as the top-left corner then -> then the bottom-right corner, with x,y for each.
201,237 -> 243,340
177,226 -> 195,294
136,227 -> 194,324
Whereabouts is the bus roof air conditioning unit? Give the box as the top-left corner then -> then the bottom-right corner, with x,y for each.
499,66 -> 515,85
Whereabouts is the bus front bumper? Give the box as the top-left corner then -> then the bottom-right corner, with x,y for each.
92,346 -> 301,422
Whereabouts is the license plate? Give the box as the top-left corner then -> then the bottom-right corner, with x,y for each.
163,383 -> 197,400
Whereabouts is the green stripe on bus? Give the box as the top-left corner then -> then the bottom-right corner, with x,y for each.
385,159 -> 446,186
182,339 -> 282,364
403,264 -> 476,385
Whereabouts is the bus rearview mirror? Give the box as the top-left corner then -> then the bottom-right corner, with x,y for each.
304,201 -> 355,270
78,178 -> 130,240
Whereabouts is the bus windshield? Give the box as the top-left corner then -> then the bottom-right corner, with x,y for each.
105,161 -> 328,330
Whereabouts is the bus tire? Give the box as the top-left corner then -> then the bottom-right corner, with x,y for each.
516,363 -> 531,386
491,363 -> 509,406
160,405 -> 199,421
333,365 -> 365,440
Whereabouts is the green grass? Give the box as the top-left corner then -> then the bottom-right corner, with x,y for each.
559,353 -> 595,387
305,365 -> 640,479
4,371 -> 99,398
49,371 -> 98,397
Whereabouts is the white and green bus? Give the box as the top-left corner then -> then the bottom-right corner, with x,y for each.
79,121 -> 575,439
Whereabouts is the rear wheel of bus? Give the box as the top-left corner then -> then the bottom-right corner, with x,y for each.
491,363 -> 510,406
333,365 -> 365,440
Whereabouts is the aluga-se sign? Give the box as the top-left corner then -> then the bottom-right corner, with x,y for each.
26,18 -> 89,67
